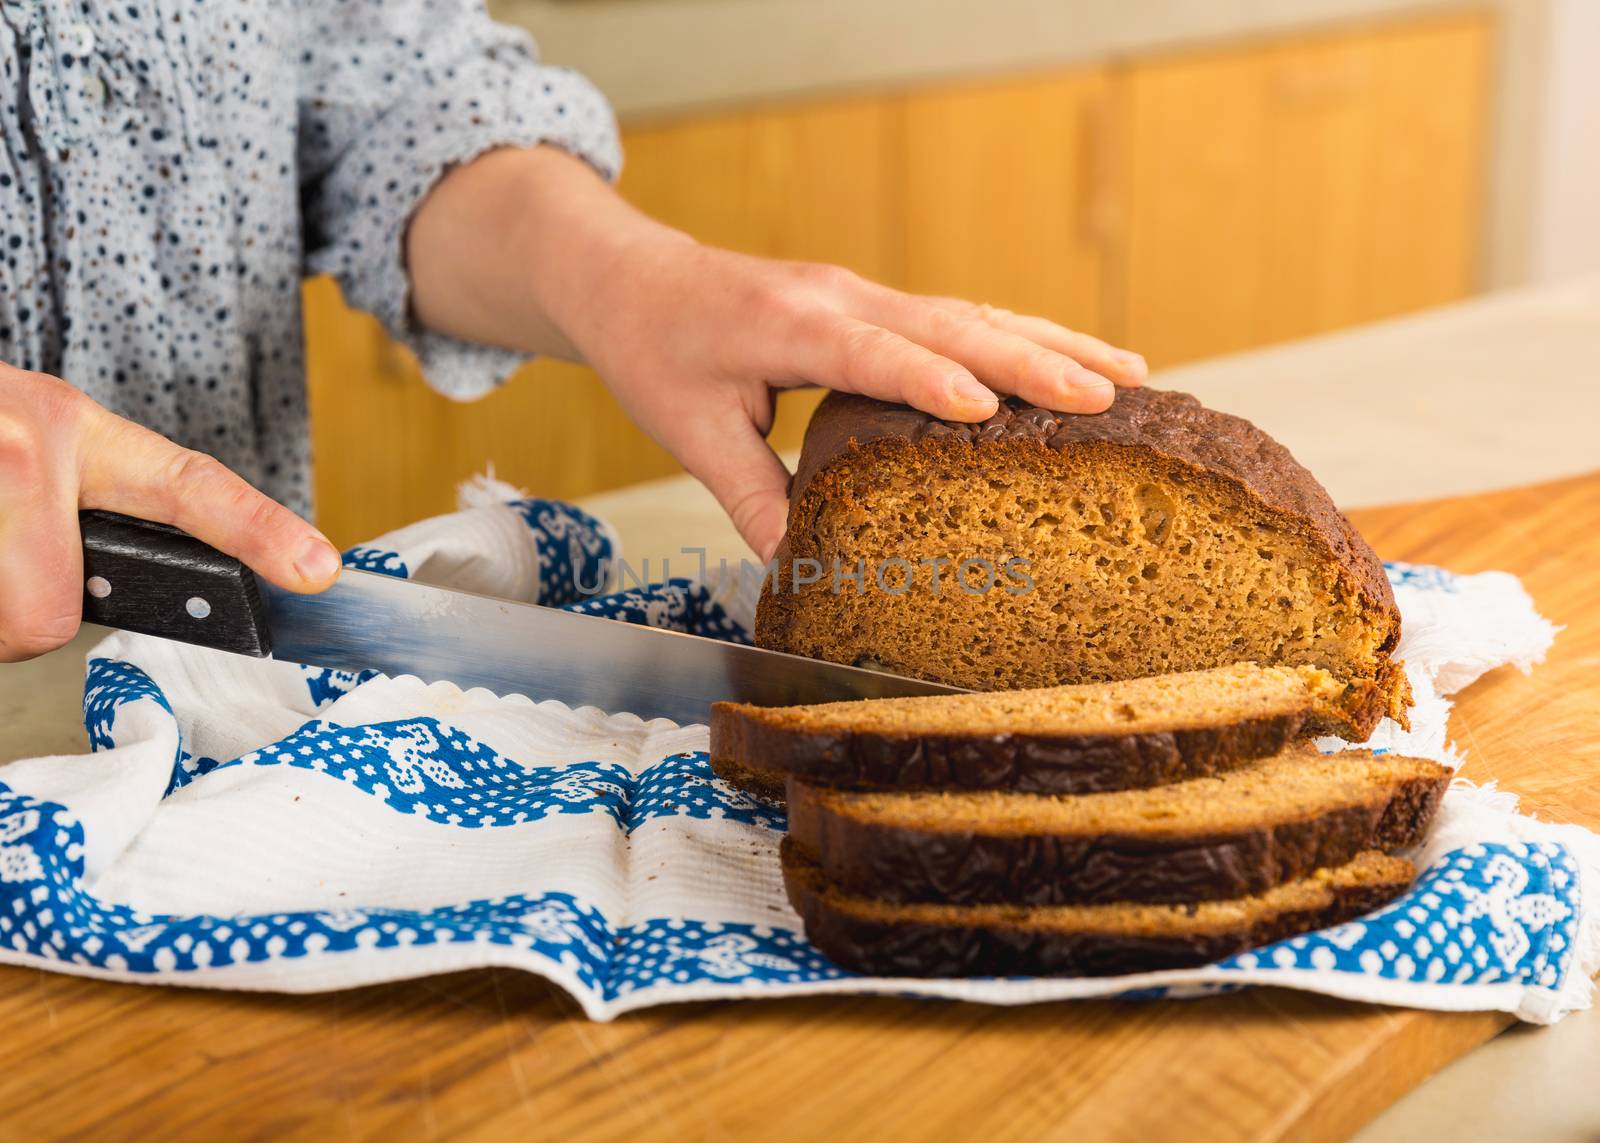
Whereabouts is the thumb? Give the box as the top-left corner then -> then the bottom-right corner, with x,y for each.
77,404 -> 342,593
679,416 -> 791,563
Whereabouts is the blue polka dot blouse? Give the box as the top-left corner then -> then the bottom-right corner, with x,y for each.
0,1 -> 621,517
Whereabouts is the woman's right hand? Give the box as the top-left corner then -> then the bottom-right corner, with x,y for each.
0,364 -> 342,662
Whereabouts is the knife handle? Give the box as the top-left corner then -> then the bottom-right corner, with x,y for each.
79,510 -> 274,657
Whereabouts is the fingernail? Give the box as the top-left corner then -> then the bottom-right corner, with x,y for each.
756,526 -> 786,564
1115,351 -> 1148,378
294,539 -> 342,584
953,374 -> 998,410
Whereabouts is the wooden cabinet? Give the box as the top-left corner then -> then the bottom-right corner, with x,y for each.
306,11 -> 1490,546
1117,13 -> 1490,364
899,71 -> 1113,335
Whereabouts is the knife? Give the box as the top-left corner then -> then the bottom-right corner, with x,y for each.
76,509 -> 965,724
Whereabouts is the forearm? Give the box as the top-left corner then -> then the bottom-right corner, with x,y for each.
403,139 -> 1144,562
406,146 -> 687,362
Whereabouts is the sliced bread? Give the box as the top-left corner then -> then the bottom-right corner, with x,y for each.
781,839 -> 1416,978
755,389 -> 1412,739
711,662 -> 1340,801
786,745 -> 1449,906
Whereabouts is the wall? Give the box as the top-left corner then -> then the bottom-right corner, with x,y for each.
1525,0 -> 1600,282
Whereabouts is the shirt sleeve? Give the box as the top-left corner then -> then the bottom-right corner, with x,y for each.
296,1 -> 621,399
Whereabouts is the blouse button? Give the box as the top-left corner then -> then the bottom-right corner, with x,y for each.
64,23 -> 97,57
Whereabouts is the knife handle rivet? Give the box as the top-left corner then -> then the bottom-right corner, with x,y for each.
86,576 -> 111,599
185,596 -> 212,620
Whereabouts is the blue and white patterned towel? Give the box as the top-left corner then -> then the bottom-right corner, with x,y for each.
0,496 -> 1594,1023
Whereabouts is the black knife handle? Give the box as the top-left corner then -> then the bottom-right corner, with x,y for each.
79,510 -> 273,657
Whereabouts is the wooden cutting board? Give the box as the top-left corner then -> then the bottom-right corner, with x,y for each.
1,471 -> 1596,1140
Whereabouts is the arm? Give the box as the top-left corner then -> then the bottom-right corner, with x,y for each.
406,146 -> 1146,561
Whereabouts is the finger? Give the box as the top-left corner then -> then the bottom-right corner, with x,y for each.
0,439 -> 83,662
923,296 -> 1147,387
852,286 -> 1117,413
76,408 -> 342,593
675,412 -> 793,563
779,312 -> 999,422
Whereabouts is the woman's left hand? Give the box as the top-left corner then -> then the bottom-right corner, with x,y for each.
409,147 -> 1146,561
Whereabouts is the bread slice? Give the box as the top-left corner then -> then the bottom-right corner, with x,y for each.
712,662 -> 1341,801
781,839 -> 1415,977
755,389 -> 1411,740
786,745 -> 1448,906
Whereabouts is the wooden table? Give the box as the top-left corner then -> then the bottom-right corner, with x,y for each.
1,472 -> 1596,1141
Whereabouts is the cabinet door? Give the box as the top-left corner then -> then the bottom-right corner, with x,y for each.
1358,17 -> 1490,319
899,71 -> 1113,337
1115,46 -> 1273,365
1116,13 -> 1489,367
307,98 -> 896,546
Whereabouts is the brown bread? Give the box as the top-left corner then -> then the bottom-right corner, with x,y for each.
785,745 -> 1448,906
781,840 -> 1416,978
711,662 -> 1340,801
755,389 -> 1411,740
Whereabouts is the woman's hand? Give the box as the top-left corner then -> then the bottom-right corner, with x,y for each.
409,147 -> 1146,561
0,365 -> 342,661
575,243 -> 1146,561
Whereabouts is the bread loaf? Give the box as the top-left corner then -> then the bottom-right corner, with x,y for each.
781,840 -> 1415,978
756,389 -> 1410,740
785,745 -> 1448,906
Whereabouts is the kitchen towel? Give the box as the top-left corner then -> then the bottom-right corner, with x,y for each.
0,493 -> 1592,1024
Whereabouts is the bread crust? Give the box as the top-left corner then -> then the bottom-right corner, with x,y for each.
784,755 -> 1447,906
780,840 -> 1414,978
756,389 -> 1410,739
709,702 -> 1309,800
